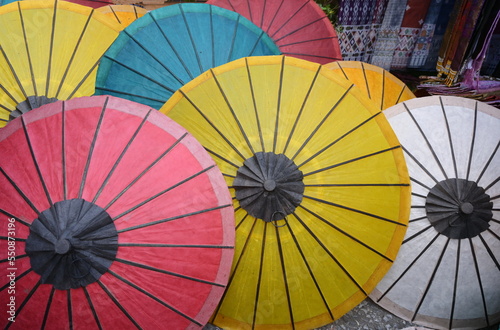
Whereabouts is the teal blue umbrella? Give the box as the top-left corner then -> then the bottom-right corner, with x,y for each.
95,3 -> 281,109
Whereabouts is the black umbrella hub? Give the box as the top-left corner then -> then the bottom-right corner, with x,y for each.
233,152 -> 304,222
26,199 -> 118,290
425,178 -> 493,239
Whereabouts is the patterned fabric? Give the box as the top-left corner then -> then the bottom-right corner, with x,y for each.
421,0 -> 457,70
390,0 -> 433,69
370,0 -> 408,70
338,0 -> 378,60
408,0 -> 446,68
363,0 -> 390,62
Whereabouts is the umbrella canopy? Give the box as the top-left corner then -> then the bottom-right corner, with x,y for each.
206,0 -> 342,64
0,95 -> 235,329
160,55 -> 411,329
371,96 -> 500,329
0,0 -> 121,127
96,4 -> 148,27
324,61 -> 416,111
95,3 -> 281,109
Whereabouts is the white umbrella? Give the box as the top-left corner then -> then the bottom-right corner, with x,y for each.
371,96 -> 500,330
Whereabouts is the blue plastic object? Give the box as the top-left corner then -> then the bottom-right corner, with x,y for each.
95,3 -> 281,109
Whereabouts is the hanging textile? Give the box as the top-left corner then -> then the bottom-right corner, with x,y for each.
444,0 -> 486,84
363,0 -> 390,63
408,0 -> 449,68
390,0 -> 432,69
370,0 -> 408,70
337,0 -> 377,61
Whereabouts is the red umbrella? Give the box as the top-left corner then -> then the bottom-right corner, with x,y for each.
0,95 -> 234,329
206,0 -> 342,64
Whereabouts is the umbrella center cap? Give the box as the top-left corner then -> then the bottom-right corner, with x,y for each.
26,199 -> 118,290
233,152 -> 304,222
11,95 -> 59,121
425,179 -> 492,239
264,179 -> 276,192
55,239 -> 71,254
460,202 -> 474,215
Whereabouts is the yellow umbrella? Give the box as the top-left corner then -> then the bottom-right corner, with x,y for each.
324,61 -> 416,111
96,4 -> 148,27
0,0 -> 121,127
161,55 -> 411,329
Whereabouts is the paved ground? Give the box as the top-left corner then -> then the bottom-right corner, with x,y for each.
204,297 -> 500,330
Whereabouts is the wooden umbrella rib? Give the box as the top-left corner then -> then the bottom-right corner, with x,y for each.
0,254 -> 28,264
266,0 -> 285,36
293,207 -> 368,296
252,222 -> 267,329
381,70 -> 386,110
82,286 -> 103,330
205,148 -> 240,169
45,1 -> 58,96
296,89 -> 377,168
273,16 -> 327,43
291,85 -> 353,163
303,146 -> 402,177
150,14 -> 194,81
280,52 -> 341,61
282,63 -> 321,155
118,243 -> 234,249
0,81 -> 21,107
5,280 -> 41,330
114,258 -> 226,287
449,239 -> 461,329
466,102 -> 478,181
468,237 -> 491,326
479,141 -> 500,191
103,132 -> 188,210
439,97 -> 459,178
403,146 -> 440,185
18,2 -> 38,98
180,5 -> 204,75
273,56 -> 286,153
0,46 -> 27,102
180,89 -> 247,161
361,62 -> 371,100
402,225 -> 433,244
78,97 -> 109,199
110,5 -> 121,24
298,203 -> 396,261
96,280 -> 142,329
21,117 -> 54,206
248,31 -> 266,56
121,29 -> 186,87
0,167 -> 40,215
411,238 -> 450,322
116,204 -> 231,233
212,216 -> 257,321
403,102 -> 449,181
410,176 -> 433,192
67,290 -> 73,330
111,165 -> 217,221
377,233 -> 440,302
245,58 -> 265,152
0,209 -> 30,227
0,268 -> 33,292
55,9 -> 94,99
0,236 -> 26,242
286,213 -> 334,321
41,287 -> 56,330
93,87 -> 166,105
226,15 -> 240,63
245,0 -> 253,22
211,69 -> 255,154
275,224 -> 295,328
268,0 -> 308,40
101,54 -> 178,93
109,268 -> 204,326
92,109 -> 154,204
409,215 -> 428,223
235,211 -> 249,230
